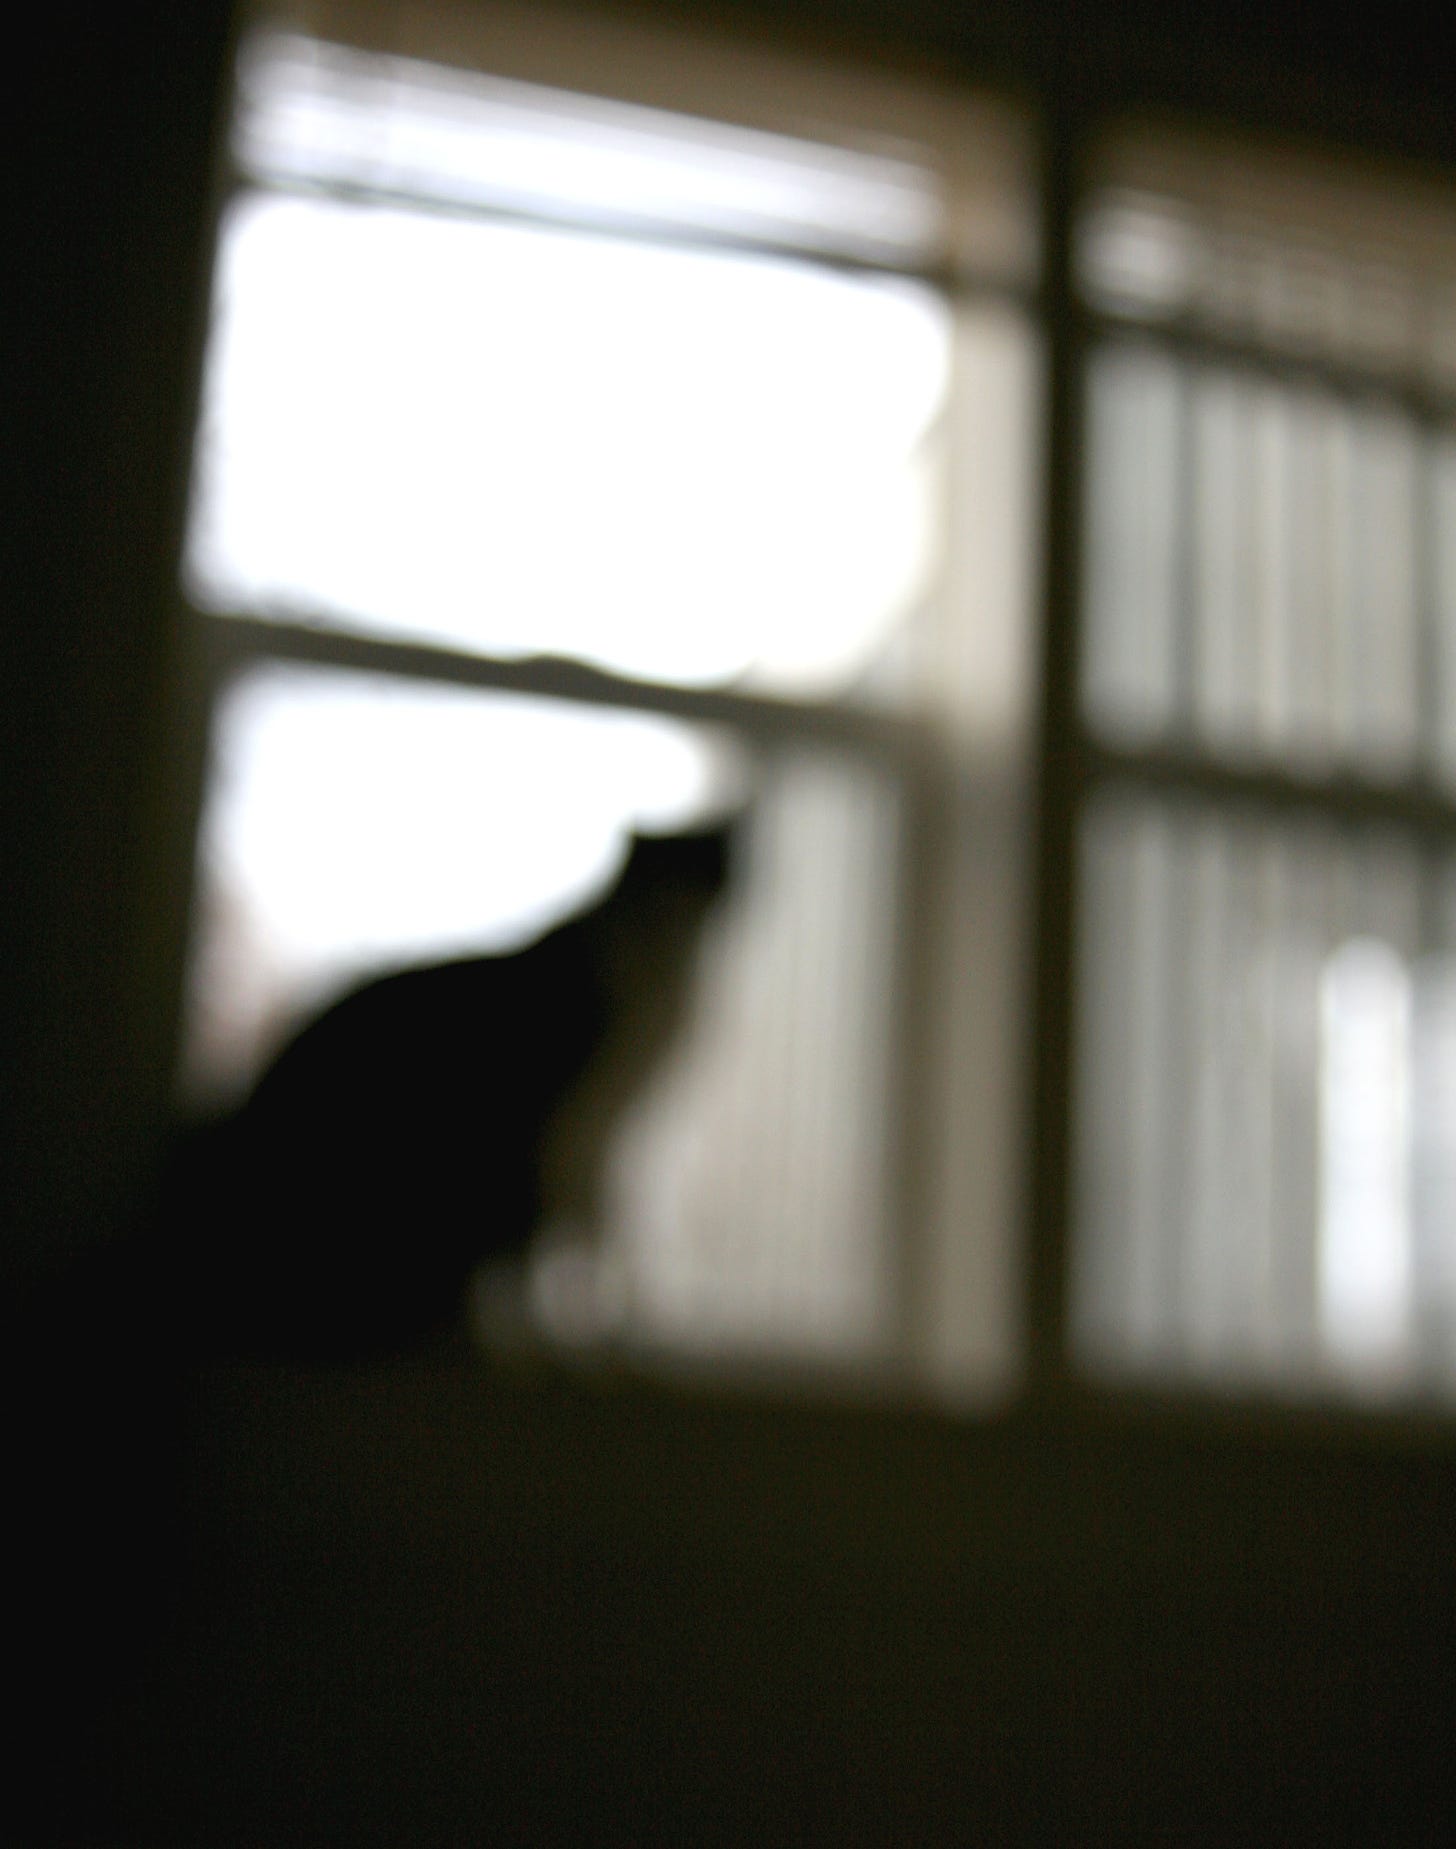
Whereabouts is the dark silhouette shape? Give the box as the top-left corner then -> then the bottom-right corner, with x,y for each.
156,819 -> 737,1362
6,817 -> 735,1841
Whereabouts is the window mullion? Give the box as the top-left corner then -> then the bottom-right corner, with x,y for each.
1025,96 -> 1093,1393
194,607 -> 928,766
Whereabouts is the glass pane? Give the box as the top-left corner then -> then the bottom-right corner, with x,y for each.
187,192 -> 947,698
1432,436 -> 1456,784
602,751 -> 900,1361
186,33 -> 954,702
1083,353 -> 1422,777
180,663 -> 900,1367
181,665 -> 734,1103
1081,346 -> 1182,744
1073,794 -> 1456,1400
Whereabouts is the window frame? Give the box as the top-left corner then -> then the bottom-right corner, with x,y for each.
160,15 -> 1456,1425
171,4 -> 1043,1392
1030,106 -> 1456,1410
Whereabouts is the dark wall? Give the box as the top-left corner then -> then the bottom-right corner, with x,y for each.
661,0 -> 1456,168
102,1365 -> 1456,1844
3,5 -> 233,1275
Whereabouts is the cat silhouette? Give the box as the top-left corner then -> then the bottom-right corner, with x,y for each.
157,819 -> 737,1361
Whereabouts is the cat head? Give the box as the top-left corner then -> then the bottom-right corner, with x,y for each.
617,814 -> 739,902
591,811 -> 744,1009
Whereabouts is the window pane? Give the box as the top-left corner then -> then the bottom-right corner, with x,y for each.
1082,352 -> 1423,776
1073,794 -> 1456,1398
1076,130 -> 1456,781
187,192 -> 947,698
603,750 -> 900,1362
180,663 -> 900,1368
181,665 -> 734,1103
1080,346 -> 1182,744
185,35 -> 954,702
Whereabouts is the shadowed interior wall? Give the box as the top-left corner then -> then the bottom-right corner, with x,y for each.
3,4 -> 234,1274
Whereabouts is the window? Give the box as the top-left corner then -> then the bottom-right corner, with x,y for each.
1070,123 -> 1456,1400
176,4 -> 1039,1391
171,11 -> 1456,1418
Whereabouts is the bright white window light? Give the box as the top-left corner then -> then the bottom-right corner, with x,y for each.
185,37 -> 951,699
1411,955 -> 1456,1375
183,664 -> 735,1100
1318,936 -> 1414,1381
